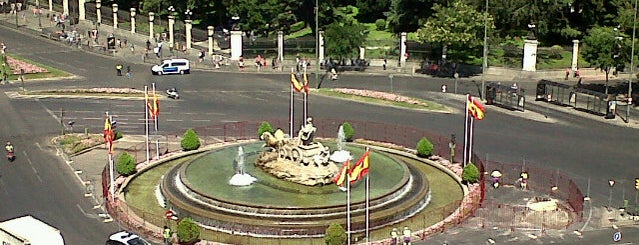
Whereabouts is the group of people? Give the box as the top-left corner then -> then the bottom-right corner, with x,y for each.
390,227 -> 412,245
491,169 -> 528,190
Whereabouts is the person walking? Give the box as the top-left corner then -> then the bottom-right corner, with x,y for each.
163,226 -> 171,245
402,226 -> 412,245
125,66 -> 132,79
115,64 -> 123,76
390,228 -> 399,245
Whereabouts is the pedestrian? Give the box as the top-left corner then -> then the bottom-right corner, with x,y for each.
130,43 -> 135,54
125,66 -> 132,79
115,64 -> 123,76
146,40 -> 151,50
238,56 -> 245,70
1,42 -> 6,54
519,171 -> 528,190
383,58 -> 387,70
402,227 -> 412,245
163,226 -> 171,245
199,49 -> 205,63
565,67 -> 570,80
390,228 -> 399,245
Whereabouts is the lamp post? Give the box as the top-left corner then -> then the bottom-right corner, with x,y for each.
612,27 -> 623,96
184,9 -> 193,50
112,3 -> 118,29
37,0 -> 42,28
95,0 -> 101,24
148,12 -> 155,41
481,0 -> 488,100
14,0 -> 18,28
627,0 -> 637,123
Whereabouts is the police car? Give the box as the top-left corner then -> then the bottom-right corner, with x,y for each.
151,58 -> 190,75
106,231 -> 151,245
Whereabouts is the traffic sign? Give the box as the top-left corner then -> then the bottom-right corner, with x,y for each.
613,231 -> 622,242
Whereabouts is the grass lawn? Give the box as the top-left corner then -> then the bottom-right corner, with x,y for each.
3,54 -> 72,80
314,88 -> 449,112
124,150 -> 463,245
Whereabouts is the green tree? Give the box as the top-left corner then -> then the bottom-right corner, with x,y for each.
462,162 -> 479,184
181,129 -> 201,151
325,223 -> 347,245
116,152 -> 136,176
415,137 -> 434,158
341,122 -> 355,142
416,0 -> 494,61
257,121 -> 274,137
324,6 -> 368,59
386,0 -> 438,34
176,217 -> 200,243
582,26 -> 631,94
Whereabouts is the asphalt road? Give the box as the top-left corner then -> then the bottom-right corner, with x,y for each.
2,22 -> 639,244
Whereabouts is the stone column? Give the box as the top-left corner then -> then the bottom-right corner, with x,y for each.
168,15 -> 175,48
95,0 -> 101,24
148,12 -> 155,41
571,40 -> 580,76
359,47 -> 365,60
78,0 -> 85,20
319,31 -> 325,65
112,4 -> 118,29
48,0 -> 53,12
230,30 -> 243,60
62,0 -> 69,16
277,31 -> 284,63
130,8 -> 136,33
207,26 -> 214,56
399,32 -> 407,67
185,19 -> 192,50
522,39 -> 539,71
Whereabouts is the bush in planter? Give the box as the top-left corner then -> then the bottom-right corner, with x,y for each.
116,152 -> 136,176
462,162 -> 480,184
257,121 -> 274,137
342,122 -> 355,142
177,217 -> 200,244
325,223 -> 347,245
416,137 -> 434,158
375,19 -> 386,31
181,129 -> 201,151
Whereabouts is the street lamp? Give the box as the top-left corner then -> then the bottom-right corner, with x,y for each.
627,0 -> 638,123
184,9 -> 192,20
37,1 -> 42,28
612,27 -> 623,96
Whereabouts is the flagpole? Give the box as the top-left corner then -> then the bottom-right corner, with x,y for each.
144,86 -> 150,165
153,83 -> 160,160
290,69 -> 295,136
347,168 -> 351,245
106,111 -> 114,199
365,153 -> 370,245
463,94 -> 470,167
469,116 -> 475,165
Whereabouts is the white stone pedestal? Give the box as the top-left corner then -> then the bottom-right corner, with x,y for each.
277,31 -> 284,63
571,40 -> 580,75
522,39 -> 539,72
230,31 -> 243,60
185,20 -> 192,50
319,31 -> 325,65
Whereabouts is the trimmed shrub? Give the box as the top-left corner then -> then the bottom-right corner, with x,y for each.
257,121 -> 274,137
177,217 -> 200,243
181,129 -> 201,151
416,137 -> 434,158
342,122 -> 355,142
462,162 -> 480,184
374,19 -> 386,31
114,131 -> 123,140
116,152 -> 136,176
325,223 -> 347,245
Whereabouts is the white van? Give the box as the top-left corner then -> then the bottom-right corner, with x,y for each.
151,58 -> 190,75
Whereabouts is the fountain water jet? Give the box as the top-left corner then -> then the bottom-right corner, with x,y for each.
229,146 -> 257,186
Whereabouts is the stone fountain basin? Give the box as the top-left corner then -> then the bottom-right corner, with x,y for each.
526,196 -> 558,211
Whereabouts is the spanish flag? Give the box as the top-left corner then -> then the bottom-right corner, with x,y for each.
146,90 -> 159,119
302,71 -> 309,93
333,160 -> 349,187
348,150 -> 370,183
467,96 -> 486,120
103,117 -> 115,153
291,72 -> 306,93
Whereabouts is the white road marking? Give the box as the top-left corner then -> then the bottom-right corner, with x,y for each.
166,119 -> 183,122
192,119 -> 211,122
23,152 -> 43,183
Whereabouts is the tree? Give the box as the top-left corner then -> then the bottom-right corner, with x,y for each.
462,162 -> 479,184
582,26 -> 631,94
257,121 -> 274,137
176,217 -> 200,244
325,223 -> 347,245
415,137 -> 434,158
181,129 -> 201,151
416,0 -> 494,62
341,122 -> 355,142
386,0 -> 437,34
324,6 -> 368,59
116,152 -> 136,176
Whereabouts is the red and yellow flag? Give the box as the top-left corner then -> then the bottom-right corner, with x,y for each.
291,72 -> 309,93
146,90 -> 159,119
333,160 -> 349,187
467,96 -> 486,120
103,117 -> 115,153
302,71 -> 309,93
348,150 -> 370,183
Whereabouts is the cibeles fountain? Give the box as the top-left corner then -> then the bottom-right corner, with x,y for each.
160,118 -> 433,237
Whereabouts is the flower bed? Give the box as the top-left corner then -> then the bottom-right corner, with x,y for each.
333,88 -> 429,106
6,56 -> 48,74
31,87 -> 145,95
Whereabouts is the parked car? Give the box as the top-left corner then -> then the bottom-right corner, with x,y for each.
106,231 -> 151,245
151,58 -> 190,75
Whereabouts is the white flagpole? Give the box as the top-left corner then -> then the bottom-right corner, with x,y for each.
365,154 -> 370,245
152,83 -> 160,160
463,94 -> 470,167
144,86 -> 150,165
106,111 -> 114,199
290,69 -> 295,136
469,115 -> 475,165
303,89 -> 307,121
347,168 -> 351,245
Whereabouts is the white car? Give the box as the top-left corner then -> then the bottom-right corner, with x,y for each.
151,58 -> 190,75
106,231 -> 152,245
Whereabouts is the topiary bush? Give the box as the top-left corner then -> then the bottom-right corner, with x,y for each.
181,129 -> 201,151
416,137 -> 434,158
325,223 -> 347,245
374,19 -> 386,31
176,217 -> 200,244
116,152 -> 136,176
462,162 -> 480,184
342,122 -> 355,142
257,121 -> 274,137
